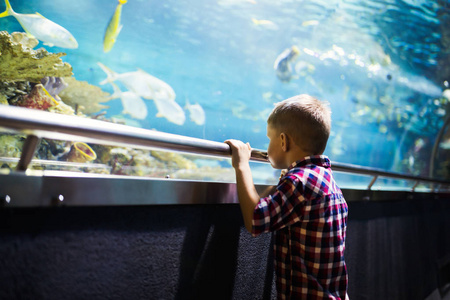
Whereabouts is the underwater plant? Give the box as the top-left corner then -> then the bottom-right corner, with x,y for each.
58,76 -> 111,115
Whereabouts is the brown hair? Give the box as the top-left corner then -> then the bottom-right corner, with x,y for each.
267,94 -> 331,155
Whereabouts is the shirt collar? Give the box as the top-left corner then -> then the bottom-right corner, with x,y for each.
287,155 -> 331,170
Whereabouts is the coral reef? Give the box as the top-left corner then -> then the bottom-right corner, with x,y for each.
0,81 -> 32,104
41,77 -> 68,100
150,150 -> 198,170
36,139 -> 71,161
66,142 -> 97,163
13,83 -> 58,110
10,83 -> 75,115
0,134 -> 25,170
172,166 -> 236,182
0,134 -> 25,158
59,76 -> 111,114
0,94 -> 8,105
0,31 -> 72,83
10,32 -> 39,49
88,145 -> 204,178
0,31 -> 210,179
48,99 -> 75,115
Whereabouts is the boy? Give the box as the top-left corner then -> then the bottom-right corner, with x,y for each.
225,94 -> 349,299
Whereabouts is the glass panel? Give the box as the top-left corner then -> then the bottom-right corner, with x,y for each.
370,177 -> 417,192
333,172 -> 374,190
0,0 -> 448,185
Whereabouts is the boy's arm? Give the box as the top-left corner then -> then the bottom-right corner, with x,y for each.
224,139 -> 260,233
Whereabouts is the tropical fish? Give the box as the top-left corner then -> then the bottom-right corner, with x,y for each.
443,89 -> 450,101
153,97 -> 185,125
301,20 -> 319,27
230,100 -> 271,121
185,101 -> 205,125
274,46 -> 300,82
0,0 -> 78,49
251,18 -> 278,30
97,62 -> 176,101
103,0 -> 127,53
110,82 -> 148,120
251,18 -> 274,26
440,138 -> 450,150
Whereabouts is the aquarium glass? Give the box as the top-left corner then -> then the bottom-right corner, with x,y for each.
0,0 -> 449,186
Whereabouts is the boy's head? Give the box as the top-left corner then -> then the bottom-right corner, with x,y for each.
267,94 -> 331,155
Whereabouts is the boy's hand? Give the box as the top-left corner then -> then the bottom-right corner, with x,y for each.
224,139 -> 259,233
224,139 -> 252,169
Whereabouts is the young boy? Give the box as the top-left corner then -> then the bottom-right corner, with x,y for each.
225,94 -> 349,299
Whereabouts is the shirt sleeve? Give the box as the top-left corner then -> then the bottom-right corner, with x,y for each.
251,175 -> 305,236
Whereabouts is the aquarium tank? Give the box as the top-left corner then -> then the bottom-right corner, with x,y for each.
0,0 -> 449,188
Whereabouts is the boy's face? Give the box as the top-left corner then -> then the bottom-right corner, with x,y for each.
266,124 -> 287,169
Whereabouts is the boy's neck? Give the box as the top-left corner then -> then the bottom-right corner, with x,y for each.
285,148 -> 312,167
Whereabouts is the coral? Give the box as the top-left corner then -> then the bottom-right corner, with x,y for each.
36,139 -> 71,160
150,150 -> 198,170
48,100 -> 75,115
13,83 -> 58,110
58,76 -> 111,114
11,83 -> 75,115
172,166 -> 236,181
41,77 -> 68,100
10,32 -> 39,49
0,81 -> 32,103
66,142 -> 97,163
0,94 -> 7,105
0,134 -> 25,158
0,31 -> 72,83
89,146 -> 200,177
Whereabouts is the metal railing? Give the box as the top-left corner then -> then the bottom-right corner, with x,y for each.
0,105 -> 449,192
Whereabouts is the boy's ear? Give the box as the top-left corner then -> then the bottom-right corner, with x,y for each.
280,132 -> 289,152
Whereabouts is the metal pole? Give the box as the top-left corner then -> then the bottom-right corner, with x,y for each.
16,134 -> 40,171
0,106 -> 449,187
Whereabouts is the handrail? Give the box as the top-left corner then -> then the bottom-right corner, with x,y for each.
0,105 -> 268,162
0,105 -> 449,190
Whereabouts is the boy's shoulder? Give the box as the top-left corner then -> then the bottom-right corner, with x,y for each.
280,162 -> 339,198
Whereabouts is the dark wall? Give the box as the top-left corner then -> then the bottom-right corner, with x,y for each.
0,205 -> 275,300
346,197 -> 450,299
1,196 -> 450,300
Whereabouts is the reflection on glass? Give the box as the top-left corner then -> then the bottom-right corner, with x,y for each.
0,0 -> 448,185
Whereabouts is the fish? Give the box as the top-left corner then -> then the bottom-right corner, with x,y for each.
251,18 -> 278,30
442,89 -> 450,101
0,0 -> 78,49
153,97 -> 185,125
230,100 -> 271,121
185,101 -> 205,125
97,62 -> 176,101
301,20 -> 319,27
274,46 -> 300,82
251,18 -> 275,26
440,139 -> 450,150
103,0 -> 127,53
109,82 -> 148,120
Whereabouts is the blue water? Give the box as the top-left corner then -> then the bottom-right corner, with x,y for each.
0,0 -> 447,176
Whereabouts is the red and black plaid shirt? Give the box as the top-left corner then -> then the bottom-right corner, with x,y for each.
252,155 -> 348,299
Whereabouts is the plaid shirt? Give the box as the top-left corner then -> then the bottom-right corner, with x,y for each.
252,155 -> 348,299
